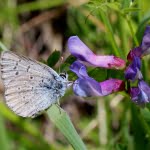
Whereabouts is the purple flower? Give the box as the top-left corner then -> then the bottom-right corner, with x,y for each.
125,26 -> 150,105
127,26 -> 150,60
141,26 -> 150,55
70,61 -> 125,97
68,36 -> 125,69
125,56 -> 142,81
100,79 -> 125,96
127,47 -> 142,61
130,80 -> 150,105
73,78 -> 102,97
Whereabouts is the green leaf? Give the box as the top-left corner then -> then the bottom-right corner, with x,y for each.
115,143 -> 127,150
131,104 -> 150,150
136,13 -> 150,43
0,103 -> 53,149
47,51 -> 61,67
64,55 -> 77,64
141,108 -> 150,123
105,2 -> 121,11
0,103 -> 39,137
122,8 -> 141,14
60,55 -> 77,76
121,0 -> 130,9
99,11 -> 121,57
60,63 -> 70,73
0,114 -> 10,150
47,105 -> 87,150
88,67 -> 107,82
107,69 -> 124,80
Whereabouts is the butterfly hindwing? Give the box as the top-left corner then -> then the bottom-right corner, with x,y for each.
1,51 -> 67,117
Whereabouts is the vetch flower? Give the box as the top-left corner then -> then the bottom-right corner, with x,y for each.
127,26 -> 150,60
68,36 -> 125,69
125,55 -> 149,105
125,26 -> 150,106
73,78 -> 102,97
100,79 -> 125,96
125,56 -> 142,81
69,60 -> 89,79
141,26 -> 150,56
127,47 -> 142,61
130,80 -> 150,105
70,61 -> 125,97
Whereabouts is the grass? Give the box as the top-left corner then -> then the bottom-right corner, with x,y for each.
0,0 -> 150,149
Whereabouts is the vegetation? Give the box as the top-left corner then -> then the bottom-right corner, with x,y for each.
0,0 -> 150,149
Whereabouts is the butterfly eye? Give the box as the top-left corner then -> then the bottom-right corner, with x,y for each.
60,73 -> 66,79
59,72 -> 67,79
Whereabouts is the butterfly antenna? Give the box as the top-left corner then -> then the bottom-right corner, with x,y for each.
65,80 -> 78,88
59,56 -> 64,74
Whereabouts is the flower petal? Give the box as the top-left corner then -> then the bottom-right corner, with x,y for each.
71,60 -> 125,97
127,26 -> 150,60
73,78 -> 125,97
73,78 -> 102,97
100,79 -> 125,96
70,61 -> 88,78
125,56 -> 142,81
127,47 -> 142,61
68,36 -> 125,69
130,80 -> 150,105
130,87 -> 141,103
139,80 -> 150,97
141,26 -> 150,56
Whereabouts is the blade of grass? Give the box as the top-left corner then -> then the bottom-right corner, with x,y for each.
118,15 -> 129,57
0,103 -> 39,137
0,114 -> 10,150
125,15 -> 139,46
99,11 -> 121,57
47,105 -> 87,150
16,0 -> 65,13
0,102 -> 55,149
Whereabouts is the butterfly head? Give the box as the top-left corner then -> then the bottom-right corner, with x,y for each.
59,72 -> 68,80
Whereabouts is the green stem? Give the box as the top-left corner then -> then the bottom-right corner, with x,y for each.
126,16 -> 139,46
100,11 -> 121,57
118,15 -> 129,58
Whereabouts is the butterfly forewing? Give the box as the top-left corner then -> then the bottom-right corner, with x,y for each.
0,51 -> 67,117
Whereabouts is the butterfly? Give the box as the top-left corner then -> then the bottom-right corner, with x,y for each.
0,51 -> 69,118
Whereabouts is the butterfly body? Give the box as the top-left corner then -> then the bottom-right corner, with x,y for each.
1,51 -> 68,118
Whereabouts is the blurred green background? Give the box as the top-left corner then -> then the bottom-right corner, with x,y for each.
0,0 -> 150,149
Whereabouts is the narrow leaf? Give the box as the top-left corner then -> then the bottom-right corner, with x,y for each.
47,105 -> 87,150
0,114 -> 10,150
64,55 -> 77,64
47,51 -> 61,67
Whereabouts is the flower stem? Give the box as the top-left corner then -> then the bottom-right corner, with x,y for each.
97,98 -> 107,145
126,16 -> 139,46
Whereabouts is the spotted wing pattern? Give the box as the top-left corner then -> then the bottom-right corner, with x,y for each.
0,51 -> 65,117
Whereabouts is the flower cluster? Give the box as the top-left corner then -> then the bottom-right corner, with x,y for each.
125,26 -> 150,105
68,36 -> 125,97
68,27 -> 150,106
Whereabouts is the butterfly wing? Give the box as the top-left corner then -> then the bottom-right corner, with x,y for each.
1,51 -> 61,117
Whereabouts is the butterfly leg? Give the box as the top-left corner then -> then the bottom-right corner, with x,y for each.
55,100 -> 61,114
57,99 -> 60,106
